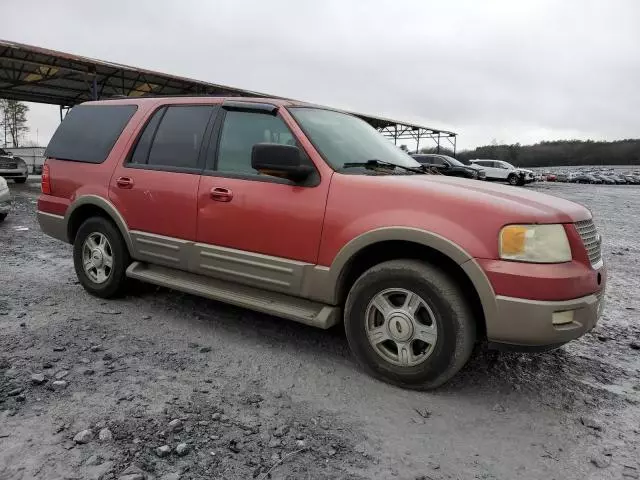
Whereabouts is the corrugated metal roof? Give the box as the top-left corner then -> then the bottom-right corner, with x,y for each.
0,39 -> 456,137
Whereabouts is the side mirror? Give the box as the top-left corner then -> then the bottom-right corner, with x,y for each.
441,163 -> 450,169
251,143 -> 314,181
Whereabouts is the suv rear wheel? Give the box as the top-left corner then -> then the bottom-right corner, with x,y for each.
73,216 -> 130,298
344,259 -> 475,390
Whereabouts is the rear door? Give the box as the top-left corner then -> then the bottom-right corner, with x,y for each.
109,104 -> 217,268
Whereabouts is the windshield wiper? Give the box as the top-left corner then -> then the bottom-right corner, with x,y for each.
342,159 -> 427,174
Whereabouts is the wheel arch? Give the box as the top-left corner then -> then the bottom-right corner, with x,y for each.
66,195 -> 133,252
317,228 -> 497,339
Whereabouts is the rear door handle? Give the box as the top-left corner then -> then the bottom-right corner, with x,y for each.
116,177 -> 134,189
210,187 -> 233,202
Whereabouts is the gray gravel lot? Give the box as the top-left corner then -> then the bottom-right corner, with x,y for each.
1,178 -> 639,480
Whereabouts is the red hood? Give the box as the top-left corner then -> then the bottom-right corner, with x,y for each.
352,174 -> 591,224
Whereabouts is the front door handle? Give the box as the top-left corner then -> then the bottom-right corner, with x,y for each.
210,187 -> 233,202
116,176 -> 134,189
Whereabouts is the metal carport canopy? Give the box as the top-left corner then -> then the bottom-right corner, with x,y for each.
0,39 -> 456,153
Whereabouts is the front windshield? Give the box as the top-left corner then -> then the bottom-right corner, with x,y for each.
289,107 -> 422,171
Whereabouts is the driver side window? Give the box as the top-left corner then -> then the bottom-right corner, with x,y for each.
216,111 -> 308,175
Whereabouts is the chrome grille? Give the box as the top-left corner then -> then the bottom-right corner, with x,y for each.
0,160 -> 17,169
575,219 -> 602,268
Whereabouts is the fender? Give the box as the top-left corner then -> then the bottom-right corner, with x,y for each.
65,195 -> 134,253
302,226 -> 497,324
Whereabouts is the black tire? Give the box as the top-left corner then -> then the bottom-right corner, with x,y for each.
14,177 -> 27,184
0,213 -> 6,222
507,174 -> 519,186
73,216 -> 130,298
344,259 -> 476,390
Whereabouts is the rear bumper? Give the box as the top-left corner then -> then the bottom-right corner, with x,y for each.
37,210 -> 68,242
487,292 -> 604,348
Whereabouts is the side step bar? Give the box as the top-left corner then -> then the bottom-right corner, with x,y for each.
126,262 -> 341,329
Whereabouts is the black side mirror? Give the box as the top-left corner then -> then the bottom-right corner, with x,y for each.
251,143 -> 314,181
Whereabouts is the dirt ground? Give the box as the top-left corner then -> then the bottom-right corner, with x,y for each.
1,178 -> 639,480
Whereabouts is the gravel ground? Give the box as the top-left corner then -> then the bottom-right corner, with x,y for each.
0,178 -> 639,480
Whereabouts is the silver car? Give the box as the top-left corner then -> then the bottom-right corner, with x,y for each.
0,148 -> 29,183
0,176 -> 10,222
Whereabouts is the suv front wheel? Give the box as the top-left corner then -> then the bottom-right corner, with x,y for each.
73,216 -> 130,298
344,259 -> 476,390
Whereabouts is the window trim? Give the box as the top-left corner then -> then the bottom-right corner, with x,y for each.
206,109 -> 320,187
124,104 -> 218,174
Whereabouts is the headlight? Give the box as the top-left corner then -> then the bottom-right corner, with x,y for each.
499,224 -> 571,263
17,159 -> 27,171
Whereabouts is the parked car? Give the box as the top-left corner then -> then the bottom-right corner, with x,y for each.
0,176 -> 10,221
411,154 -> 486,180
546,173 -> 557,182
555,173 -> 569,182
38,97 -> 606,390
574,174 -> 601,184
593,174 -> 616,185
608,174 -> 627,184
468,159 -> 534,186
0,148 -> 29,183
623,175 -> 640,185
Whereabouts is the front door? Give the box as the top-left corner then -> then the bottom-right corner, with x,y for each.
194,106 -> 329,295
109,104 -> 217,269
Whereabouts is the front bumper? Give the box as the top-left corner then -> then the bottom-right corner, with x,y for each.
0,188 -> 10,214
488,292 -> 603,349
478,257 -> 606,349
0,168 -> 28,179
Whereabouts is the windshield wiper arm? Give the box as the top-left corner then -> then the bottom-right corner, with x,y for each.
342,159 -> 427,174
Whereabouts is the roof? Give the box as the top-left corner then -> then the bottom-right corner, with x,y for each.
0,39 -> 456,137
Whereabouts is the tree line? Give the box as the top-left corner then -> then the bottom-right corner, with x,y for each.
420,139 -> 640,167
1,99 -> 30,148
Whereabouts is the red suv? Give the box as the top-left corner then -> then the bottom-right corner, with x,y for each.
38,97 -> 606,389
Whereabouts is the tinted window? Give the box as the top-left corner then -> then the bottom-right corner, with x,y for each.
146,106 -> 213,169
430,156 -> 446,165
129,108 -> 165,164
217,110 -> 303,174
45,104 -> 137,163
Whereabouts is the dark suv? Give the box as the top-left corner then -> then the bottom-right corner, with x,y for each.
411,154 -> 485,180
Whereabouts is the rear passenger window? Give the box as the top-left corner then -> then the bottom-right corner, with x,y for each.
130,105 -> 213,169
45,104 -> 137,163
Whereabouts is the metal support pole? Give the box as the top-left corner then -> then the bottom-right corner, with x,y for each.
59,105 -> 63,122
394,125 -> 398,145
436,134 -> 441,154
416,132 -> 420,153
453,136 -> 457,156
92,76 -> 98,100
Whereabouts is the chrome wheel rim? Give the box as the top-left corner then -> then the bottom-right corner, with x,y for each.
365,288 -> 438,367
82,232 -> 113,284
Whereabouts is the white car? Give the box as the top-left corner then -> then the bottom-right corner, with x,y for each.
0,176 -> 10,222
469,159 -> 535,186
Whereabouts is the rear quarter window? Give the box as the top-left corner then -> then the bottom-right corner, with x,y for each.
45,104 -> 137,163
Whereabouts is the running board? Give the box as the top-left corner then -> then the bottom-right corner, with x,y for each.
126,262 -> 341,329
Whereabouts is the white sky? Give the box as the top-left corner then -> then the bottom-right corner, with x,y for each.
3,0 -> 640,150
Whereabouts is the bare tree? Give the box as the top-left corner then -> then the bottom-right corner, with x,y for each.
0,99 -> 30,147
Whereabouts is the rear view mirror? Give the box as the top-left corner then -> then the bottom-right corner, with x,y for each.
251,143 -> 314,182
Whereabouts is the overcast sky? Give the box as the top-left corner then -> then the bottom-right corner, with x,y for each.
3,0 -> 639,150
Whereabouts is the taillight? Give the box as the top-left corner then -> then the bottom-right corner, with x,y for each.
41,162 -> 51,194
